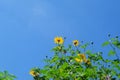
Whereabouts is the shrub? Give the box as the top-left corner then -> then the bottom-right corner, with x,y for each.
30,35 -> 120,80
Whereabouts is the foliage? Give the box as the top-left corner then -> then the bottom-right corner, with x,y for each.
30,35 -> 120,80
0,71 -> 16,80
0,35 -> 120,80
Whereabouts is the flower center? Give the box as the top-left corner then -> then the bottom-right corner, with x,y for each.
74,42 -> 77,45
57,39 -> 60,42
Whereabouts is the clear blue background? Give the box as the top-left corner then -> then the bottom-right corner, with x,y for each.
0,0 -> 120,80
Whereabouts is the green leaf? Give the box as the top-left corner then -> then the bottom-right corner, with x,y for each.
105,59 -> 111,63
118,74 -> 120,79
80,43 -> 89,49
117,45 -> 120,49
108,50 -> 116,56
86,50 -> 92,55
112,40 -> 120,49
102,41 -> 109,47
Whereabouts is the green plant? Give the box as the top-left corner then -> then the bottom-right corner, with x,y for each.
0,71 -> 16,80
30,36 -> 120,80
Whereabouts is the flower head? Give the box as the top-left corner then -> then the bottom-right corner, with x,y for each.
78,54 -> 86,60
54,37 -> 64,44
29,70 -> 39,77
75,58 -> 83,63
73,40 -> 79,46
85,59 -> 91,65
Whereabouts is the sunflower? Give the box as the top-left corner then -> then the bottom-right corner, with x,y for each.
54,37 -> 64,44
75,58 -> 83,63
29,70 -> 39,77
78,54 -> 86,60
73,40 -> 79,46
86,59 -> 91,65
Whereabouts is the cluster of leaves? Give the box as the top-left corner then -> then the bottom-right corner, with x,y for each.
0,71 -> 16,80
30,36 -> 120,80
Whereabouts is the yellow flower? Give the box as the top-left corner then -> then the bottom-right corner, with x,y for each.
54,37 -> 64,44
76,53 -> 90,64
73,40 -> 79,46
29,70 -> 39,77
78,54 -> 86,60
75,58 -> 83,63
77,53 -> 88,63
86,59 -> 91,65
83,59 -> 88,63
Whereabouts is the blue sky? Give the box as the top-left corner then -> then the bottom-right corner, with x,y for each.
0,0 -> 120,80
